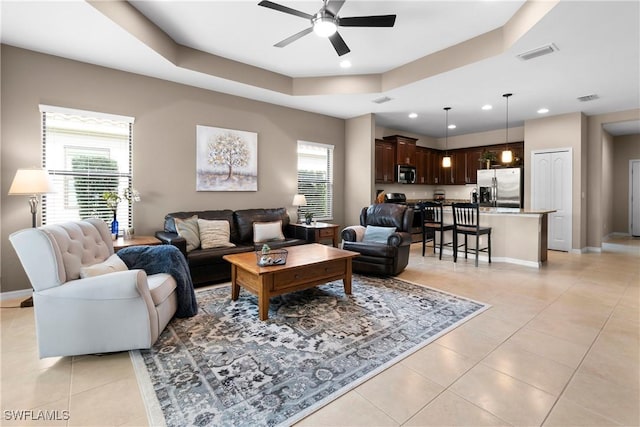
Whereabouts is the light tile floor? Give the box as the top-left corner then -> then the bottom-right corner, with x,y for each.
1,237 -> 638,426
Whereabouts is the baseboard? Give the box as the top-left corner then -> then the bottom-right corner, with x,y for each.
585,246 -> 602,253
1,288 -> 32,302
433,248 -> 541,268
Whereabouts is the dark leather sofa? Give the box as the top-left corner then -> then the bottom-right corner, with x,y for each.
155,208 -> 306,286
341,204 -> 414,276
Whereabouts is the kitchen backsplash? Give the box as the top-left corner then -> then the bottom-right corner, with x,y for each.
376,183 -> 478,201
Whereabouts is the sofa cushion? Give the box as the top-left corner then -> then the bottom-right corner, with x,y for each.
186,245 -> 253,268
198,219 -> 235,249
146,273 -> 177,306
165,210 -> 238,243
235,208 -> 289,243
79,254 -> 128,278
253,220 -> 285,243
175,216 -> 200,252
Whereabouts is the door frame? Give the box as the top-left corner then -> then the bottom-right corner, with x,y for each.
630,159 -> 640,236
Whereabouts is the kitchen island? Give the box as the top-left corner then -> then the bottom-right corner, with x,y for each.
436,206 -> 554,268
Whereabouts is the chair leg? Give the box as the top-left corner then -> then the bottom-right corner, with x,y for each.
433,231 -> 437,255
453,232 -> 457,262
464,234 -> 468,259
422,227 -> 426,257
438,229 -> 443,260
475,234 -> 479,267
488,232 -> 492,264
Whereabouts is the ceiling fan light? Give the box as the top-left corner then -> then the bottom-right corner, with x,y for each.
313,16 -> 337,37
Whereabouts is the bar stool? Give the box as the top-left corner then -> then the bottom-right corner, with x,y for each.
416,201 -> 454,259
451,202 -> 492,267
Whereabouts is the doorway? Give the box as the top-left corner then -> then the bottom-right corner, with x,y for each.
531,149 -> 573,251
631,160 -> 640,236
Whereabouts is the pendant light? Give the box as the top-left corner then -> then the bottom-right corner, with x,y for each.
442,107 -> 452,168
501,93 -> 513,164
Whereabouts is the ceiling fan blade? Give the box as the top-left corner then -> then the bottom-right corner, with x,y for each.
325,0 -> 346,16
339,15 -> 396,27
258,0 -> 313,20
329,32 -> 350,56
274,27 -> 313,48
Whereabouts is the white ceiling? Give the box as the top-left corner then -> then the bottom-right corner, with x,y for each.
1,0 -> 639,138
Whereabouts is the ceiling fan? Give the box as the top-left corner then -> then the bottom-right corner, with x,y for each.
258,0 -> 396,56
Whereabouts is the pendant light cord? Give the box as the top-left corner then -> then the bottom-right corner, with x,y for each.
503,93 -> 512,149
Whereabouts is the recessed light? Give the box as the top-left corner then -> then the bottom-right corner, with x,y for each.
481,104 -> 493,110
408,113 -> 418,119
339,60 -> 351,68
448,124 -> 456,129
537,108 -> 549,114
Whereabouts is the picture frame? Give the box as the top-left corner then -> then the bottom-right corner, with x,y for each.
196,125 -> 258,191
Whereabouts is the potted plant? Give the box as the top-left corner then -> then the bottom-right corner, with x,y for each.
479,151 -> 497,169
304,211 -> 314,225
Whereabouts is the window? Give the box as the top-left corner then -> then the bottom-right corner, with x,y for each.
297,141 -> 334,220
40,105 -> 134,230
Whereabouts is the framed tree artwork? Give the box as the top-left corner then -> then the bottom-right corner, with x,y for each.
196,125 -> 258,191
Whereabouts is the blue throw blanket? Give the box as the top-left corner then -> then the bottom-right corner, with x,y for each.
117,245 -> 198,318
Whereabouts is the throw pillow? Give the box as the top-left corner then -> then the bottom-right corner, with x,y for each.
198,219 -> 236,249
343,225 -> 366,242
80,254 -> 128,278
253,220 -> 285,243
174,215 -> 200,252
362,225 -> 397,244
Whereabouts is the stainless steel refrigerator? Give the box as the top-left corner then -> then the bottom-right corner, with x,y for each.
477,168 -> 523,208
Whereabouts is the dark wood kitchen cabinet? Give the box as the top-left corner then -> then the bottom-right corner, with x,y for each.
375,139 -> 395,183
416,147 -> 429,184
465,147 -> 484,184
384,135 -> 417,166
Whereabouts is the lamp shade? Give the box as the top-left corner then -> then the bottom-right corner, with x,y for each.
501,150 -> 513,164
442,156 -> 452,168
8,168 -> 55,195
292,194 -> 307,206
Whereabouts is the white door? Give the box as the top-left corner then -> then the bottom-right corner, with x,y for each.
631,160 -> 640,236
532,149 -> 572,251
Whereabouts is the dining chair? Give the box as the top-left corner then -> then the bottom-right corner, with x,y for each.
417,201 -> 454,259
451,202 -> 492,267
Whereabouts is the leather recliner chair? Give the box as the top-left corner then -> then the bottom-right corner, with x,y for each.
341,204 -> 414,276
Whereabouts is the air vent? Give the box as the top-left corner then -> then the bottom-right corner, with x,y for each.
577,94 -> 599,102
517,43 -> 558,61
372,96 -> 393,104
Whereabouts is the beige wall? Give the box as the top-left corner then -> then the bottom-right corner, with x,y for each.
602,130 -> 615,237
612,134 -> 640,233
523,112 -> 586,251
344,114 -> 375,226
1,45 -> 345,293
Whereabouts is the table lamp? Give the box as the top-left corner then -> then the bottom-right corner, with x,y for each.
292,194 -> 307,223
9,168 -> 56,228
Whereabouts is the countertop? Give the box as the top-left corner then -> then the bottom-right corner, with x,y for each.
406,199 -> 554,215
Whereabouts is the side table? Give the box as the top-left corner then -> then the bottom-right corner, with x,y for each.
113,235 -> 161,252
289,222 -> 340,247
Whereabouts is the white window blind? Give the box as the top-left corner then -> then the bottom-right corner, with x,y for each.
40,105 -> 134,231
297,141 -> 334,220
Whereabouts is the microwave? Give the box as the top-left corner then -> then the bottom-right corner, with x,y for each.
396,165 -> 416,184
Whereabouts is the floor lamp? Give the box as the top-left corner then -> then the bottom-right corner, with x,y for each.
8,168 -> 56,307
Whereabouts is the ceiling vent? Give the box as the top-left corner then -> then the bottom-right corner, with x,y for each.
577,94 -> 599,102
372,96 -> 393,104
517,43 -> 558,61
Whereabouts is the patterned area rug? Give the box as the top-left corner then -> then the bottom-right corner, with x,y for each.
131,275 -> 488,427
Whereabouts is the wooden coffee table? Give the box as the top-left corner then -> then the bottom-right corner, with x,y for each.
223,243 -> 359,320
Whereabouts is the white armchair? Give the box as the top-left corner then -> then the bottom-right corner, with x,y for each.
9,218 -> 178,358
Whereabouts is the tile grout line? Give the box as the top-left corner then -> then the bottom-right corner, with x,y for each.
538,282 -> 628,426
